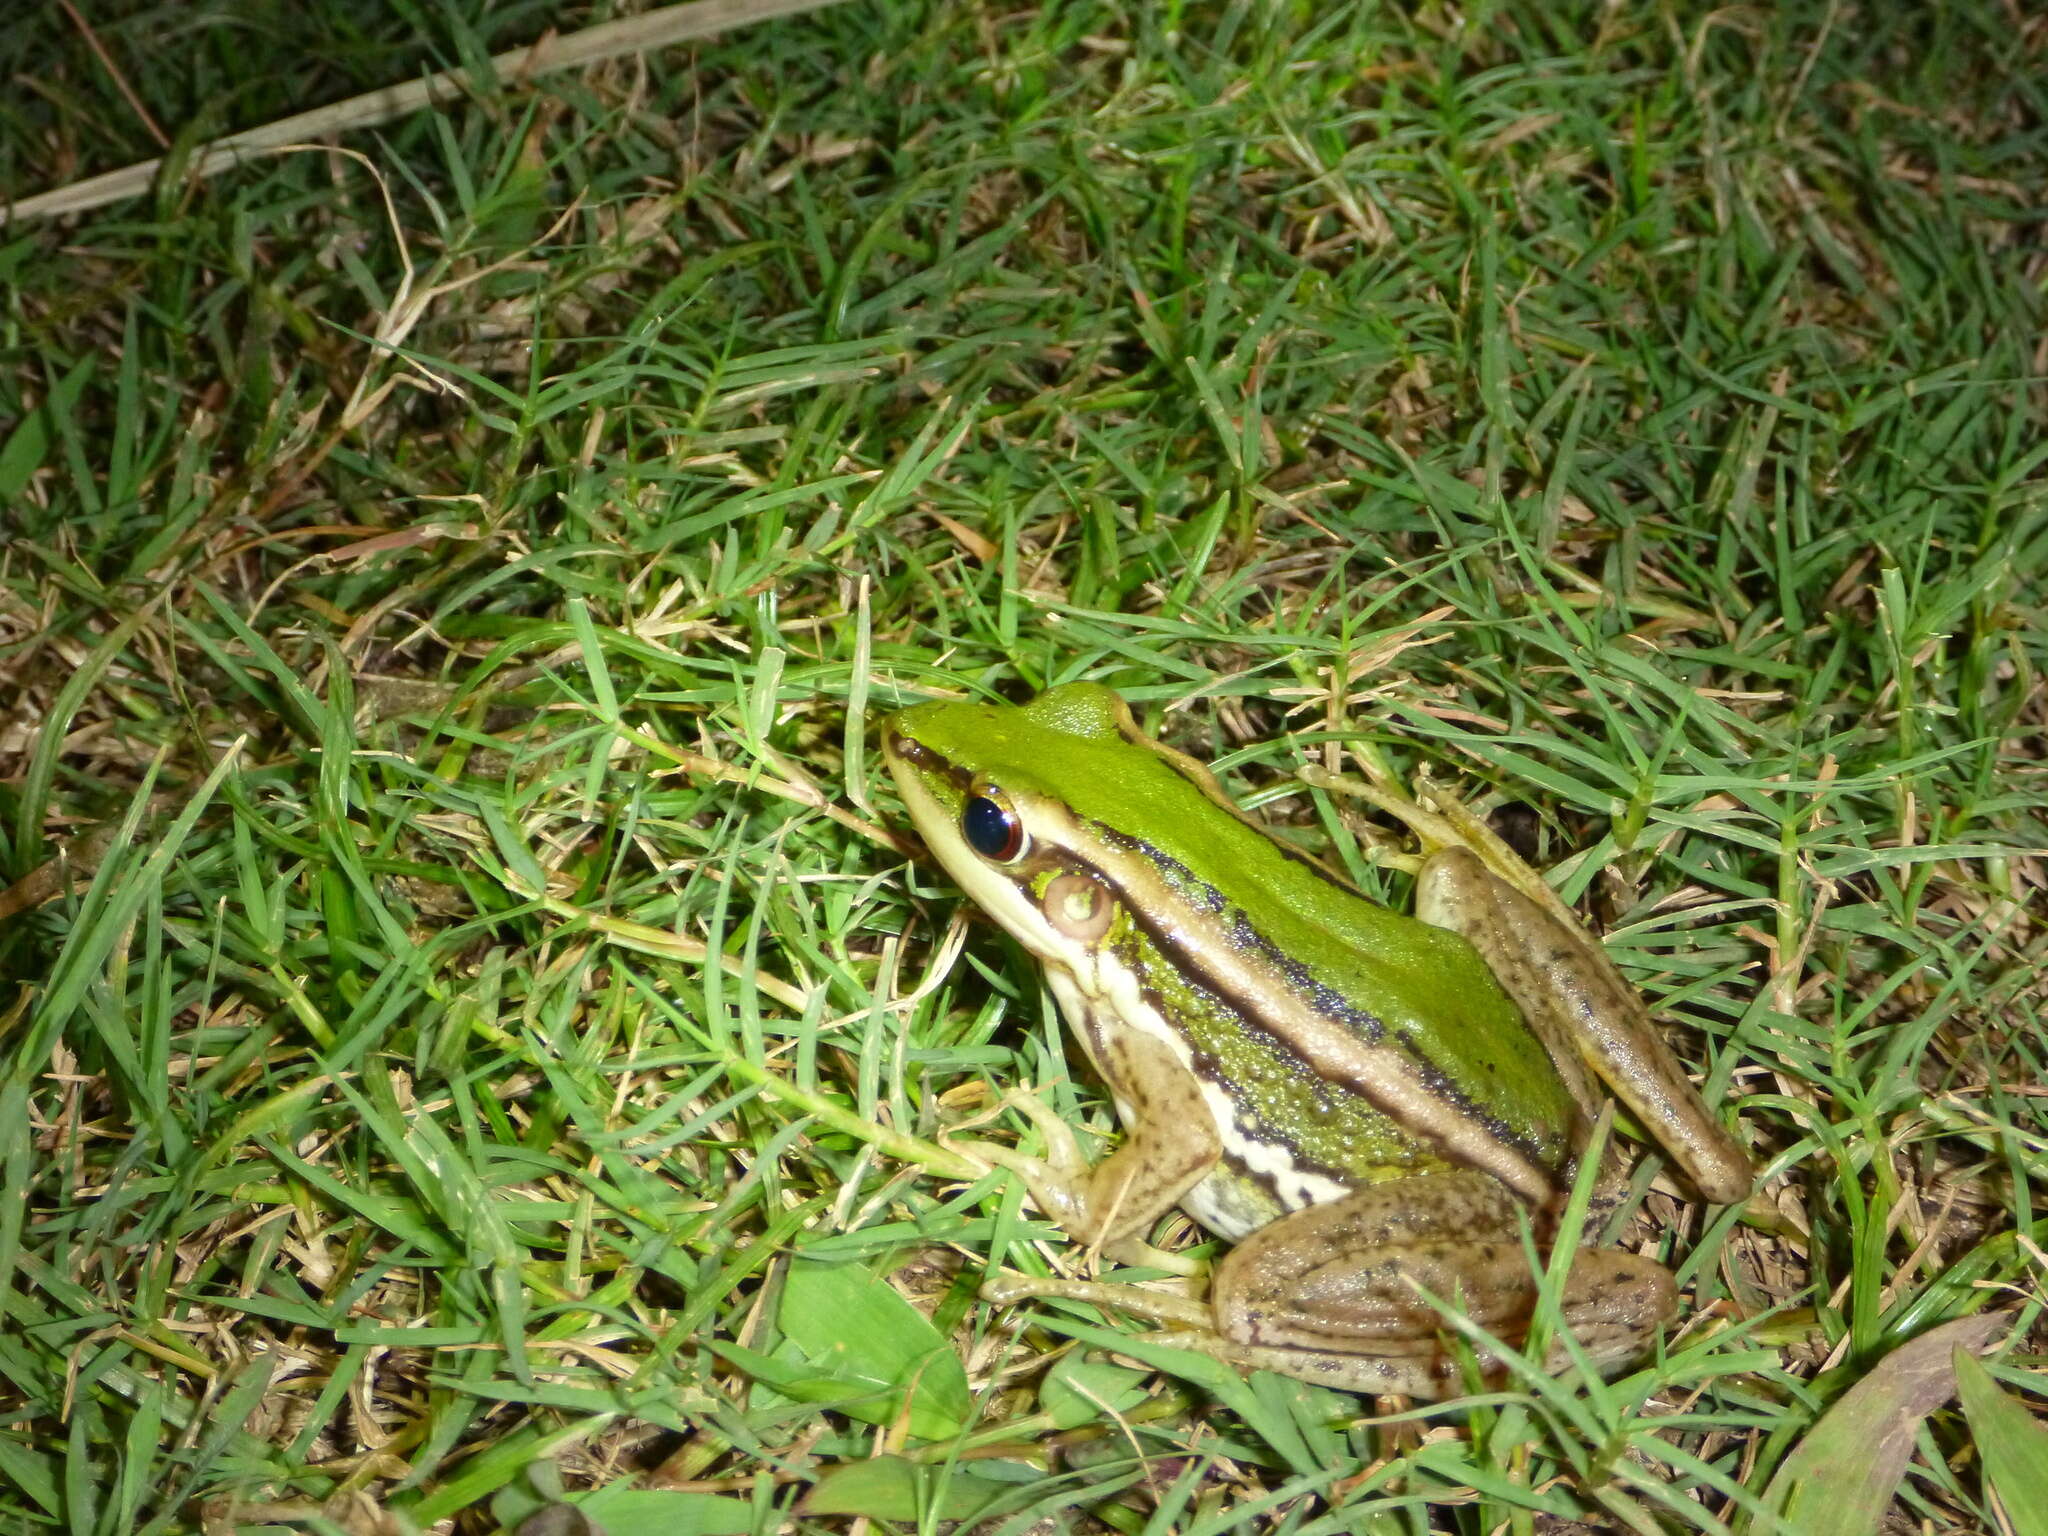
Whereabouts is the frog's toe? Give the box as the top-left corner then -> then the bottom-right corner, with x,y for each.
997,1087 -> 1091,1177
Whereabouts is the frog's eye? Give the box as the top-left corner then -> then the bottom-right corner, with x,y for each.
962,794 -> 1025,862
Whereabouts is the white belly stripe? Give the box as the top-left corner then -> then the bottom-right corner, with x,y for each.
923,807 -> 1372,1234
1054,948 -> 1353,1231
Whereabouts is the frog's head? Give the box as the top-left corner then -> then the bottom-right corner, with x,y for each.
881,683 -> 1205,958
884,681 -> 1127,820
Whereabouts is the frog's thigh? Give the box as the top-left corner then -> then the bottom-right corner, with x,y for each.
1069,1021 -> 1224,1249
1416,847 -> 1752,1206
1210,1172 -> 1676,1367
1413,848 -> 1605,1117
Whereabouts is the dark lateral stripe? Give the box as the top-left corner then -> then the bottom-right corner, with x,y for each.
1098,827 -> 1551,1152
887,733 -> 970,791
890,730 -> 1560,1203
1049,823 -> 1559,1189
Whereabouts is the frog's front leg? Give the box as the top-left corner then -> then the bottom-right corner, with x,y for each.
958,1023 -> 1221,1265
1207,1171 -> 1678,1396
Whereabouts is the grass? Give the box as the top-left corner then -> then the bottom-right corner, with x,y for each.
2,0 -> 2046,1531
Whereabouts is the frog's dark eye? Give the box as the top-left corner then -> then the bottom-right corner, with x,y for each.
962,795 -> 1025,862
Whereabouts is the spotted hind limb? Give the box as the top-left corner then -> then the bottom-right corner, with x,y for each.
988,1170 -> 1678,1399
1303,765 -> 1754,1208
974,1271 -> 1497,1401
1204,1170 -> 1679,1396
976,1269 -> 1471,1400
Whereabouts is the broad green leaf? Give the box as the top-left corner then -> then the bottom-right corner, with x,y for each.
772,1259 -> 970,1440
798,1456 -> 1016,1522
573,1486 -> 760,1536
1753,1314 -> 2008,1535
1955,1351 -> 2048,1536
1040,1357 -> 1151,1430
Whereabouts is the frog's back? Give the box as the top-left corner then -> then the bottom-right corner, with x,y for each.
900,685 -> 1581,1177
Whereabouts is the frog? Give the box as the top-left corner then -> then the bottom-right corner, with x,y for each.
882,682 -> 1751,1398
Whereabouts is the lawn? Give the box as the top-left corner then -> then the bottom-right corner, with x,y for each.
2,0 -> 2045,1531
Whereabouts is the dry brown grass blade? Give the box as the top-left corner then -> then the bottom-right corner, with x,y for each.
3,0 -> 857,226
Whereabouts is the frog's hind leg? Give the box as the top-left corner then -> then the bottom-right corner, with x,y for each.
1210,1171 -> 1677,1391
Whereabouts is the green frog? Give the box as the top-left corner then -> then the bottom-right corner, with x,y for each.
882,683 -> 1750,1398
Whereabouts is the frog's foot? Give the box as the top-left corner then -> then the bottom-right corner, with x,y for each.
979,1272 -> 1211,1326
951,1089 -> 1207,1275
1300,764 -> 1553,902
978,1276 -> 1504,1401
944,1088 -> 1092,1222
